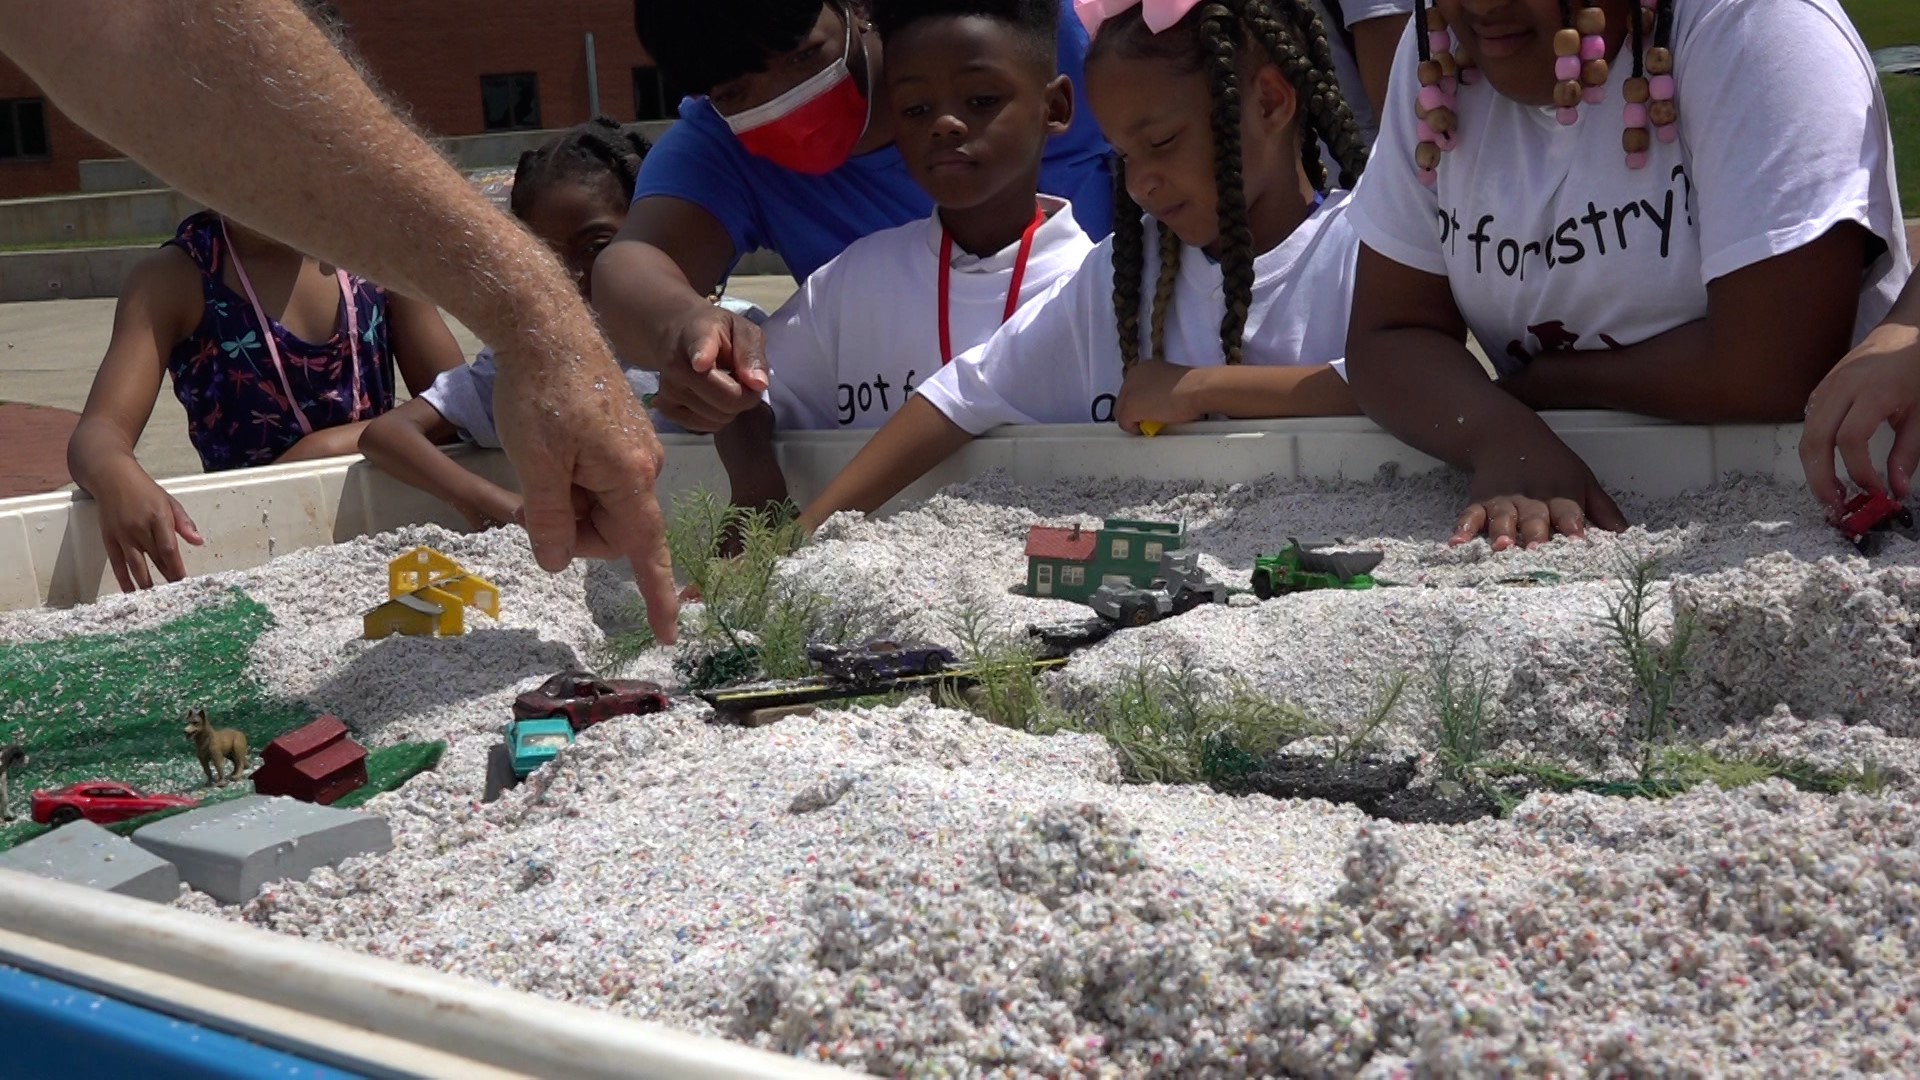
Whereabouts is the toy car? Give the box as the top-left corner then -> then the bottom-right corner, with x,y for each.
512,670 -> 669,731
483,716 -> 575,803
806,640 -> 956,685
1088,551 -> 1232,626
30,781 -> 199,827
1831,490 -> 1917,553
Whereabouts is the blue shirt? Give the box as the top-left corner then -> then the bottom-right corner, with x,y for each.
632,0 -> 1114,282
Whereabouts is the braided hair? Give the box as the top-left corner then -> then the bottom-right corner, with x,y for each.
1092,0 -> 1367,370
509,116 -> 655,222
1411,0 -> 1678,181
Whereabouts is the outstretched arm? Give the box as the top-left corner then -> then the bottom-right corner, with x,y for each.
0,0 -> 679,641
1801,275 -> 1920,506
798,397 -> 975,533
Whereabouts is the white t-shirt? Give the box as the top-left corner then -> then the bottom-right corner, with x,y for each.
917,192 -> 1360,434
1348,0 -> 1909,377
763,197 -> 1094,430
420,347 -> 660,449
1312,0 -> 1415,143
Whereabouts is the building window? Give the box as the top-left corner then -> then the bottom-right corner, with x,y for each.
632,66 -> 686,122
480,74 -> 541,132
0,99 -> 49,160
1144,542 -> 1163,563
1061,566 -> 1085,587
1110,539 -> 1130,561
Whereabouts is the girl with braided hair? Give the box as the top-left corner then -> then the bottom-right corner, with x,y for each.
360,117 -> 671,530
796,0 -> 1368,531
1345,0 -> 1908,551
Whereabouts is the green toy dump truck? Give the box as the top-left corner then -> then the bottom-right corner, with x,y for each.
1250,539 -> 1384,599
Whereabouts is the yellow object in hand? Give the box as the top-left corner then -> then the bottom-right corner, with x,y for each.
1139,421 -> 1165,437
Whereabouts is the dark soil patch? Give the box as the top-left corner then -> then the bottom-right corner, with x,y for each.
1372,785 -> 1509,825
1226,753 -> 1416,813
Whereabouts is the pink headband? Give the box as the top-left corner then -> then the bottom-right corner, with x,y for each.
1074,0 -> 1206,36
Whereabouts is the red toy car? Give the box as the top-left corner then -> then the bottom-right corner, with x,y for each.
1831,490 -> 1917,552
512,670 -> 669,731
30,781 -> 199,827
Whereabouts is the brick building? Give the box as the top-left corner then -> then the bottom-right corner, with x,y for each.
0,0 -> 677,200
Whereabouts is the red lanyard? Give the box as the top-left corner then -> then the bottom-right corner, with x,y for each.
221,219 -> 362,436
937,205 -> 1046,366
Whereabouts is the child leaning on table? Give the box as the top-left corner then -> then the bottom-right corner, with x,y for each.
360,118 -> 672,530
66,211 -> 465,592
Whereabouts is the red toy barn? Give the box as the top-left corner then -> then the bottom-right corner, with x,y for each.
252,716 -> 369,805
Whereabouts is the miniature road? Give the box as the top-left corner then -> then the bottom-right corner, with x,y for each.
0,275 -> 801,494
699,658 -> 1069,715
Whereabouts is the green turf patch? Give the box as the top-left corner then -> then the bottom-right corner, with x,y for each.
0,590 -> 441,850
1842,0 -> 1920,52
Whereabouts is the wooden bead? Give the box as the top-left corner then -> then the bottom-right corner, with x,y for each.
1647,46 -> 1673,74
1553,28 -> 1582,56
1623,127 -> 1651,153
1582,59 -> 1610,86
1624,77 -> 1650,104
1574,7 -> 1606,36
1427,106 -> 1457,134
1438,51 -> 1459,77
1648,100 -> 1678,125
1416,142 -> 1443,170
1640,8 -> 1657,35
1453,48 -> 1475,69
1554,80 -> 1584,109
1426,5 -> 1446,30
1418,60 -> 1443,86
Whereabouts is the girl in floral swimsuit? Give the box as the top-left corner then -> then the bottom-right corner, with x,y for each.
67,210 -> 465,591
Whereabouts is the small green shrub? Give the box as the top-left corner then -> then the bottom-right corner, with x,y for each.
948,604 -> 1056,732
1084,659 -> 1321,786
1326,671 -> 1409,768
1599,555 -> 1697,779
1429,640 -> 1497,784
598,490 -> 848,688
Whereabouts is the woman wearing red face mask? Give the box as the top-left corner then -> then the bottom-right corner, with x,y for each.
598,0 -> 1114,439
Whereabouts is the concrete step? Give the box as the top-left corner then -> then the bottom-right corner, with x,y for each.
0,188 -> 201,249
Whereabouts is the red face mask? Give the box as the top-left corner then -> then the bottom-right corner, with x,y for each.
724,18 -> 871,175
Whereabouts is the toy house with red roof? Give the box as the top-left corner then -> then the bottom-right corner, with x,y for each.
1024,518 -> 1184,603
252,715 -> 368,806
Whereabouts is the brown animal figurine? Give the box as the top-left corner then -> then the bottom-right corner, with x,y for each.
184,709 -> 249,786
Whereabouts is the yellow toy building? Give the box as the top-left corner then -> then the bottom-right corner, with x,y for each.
363,547 -> 500,640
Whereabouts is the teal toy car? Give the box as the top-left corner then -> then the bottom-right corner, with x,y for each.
483,716 -> 574,803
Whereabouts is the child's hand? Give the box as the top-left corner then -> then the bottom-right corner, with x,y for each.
1800,321 -> 1920,509
460,486 -> 523,532
1455,434 -> 1628,550
1115,360 -> 1206,435
94,470 -> 205,590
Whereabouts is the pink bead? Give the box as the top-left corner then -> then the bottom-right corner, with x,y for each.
1650,74 -> 1675,99
1622,103 -> 1648,126
1440,76 -> 1459,96
1417,167 -> 1438,188
1460,66 -> 1481,85
1640,0 -> 1656,7
1626,151 -> 1650,170
1655,122 -> 1679,143
1434,129 -> 1458,151
1418,85 -> 1447,112
1557,107 -> 1580,126
1555,56 -> 1581,81
1428,30 -> 1452,54
1584,85 -> 1606,105
1417,119 -> 1437,143
1580,35 -> 1606,61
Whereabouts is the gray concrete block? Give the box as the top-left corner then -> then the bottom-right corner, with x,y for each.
131,795 -> 392,905
0,820 -> 180,903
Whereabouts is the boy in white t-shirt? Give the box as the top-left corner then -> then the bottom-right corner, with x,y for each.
715,0 -> 1096,508
798,0 -> 1372,530
1344,0 -> 1909,550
